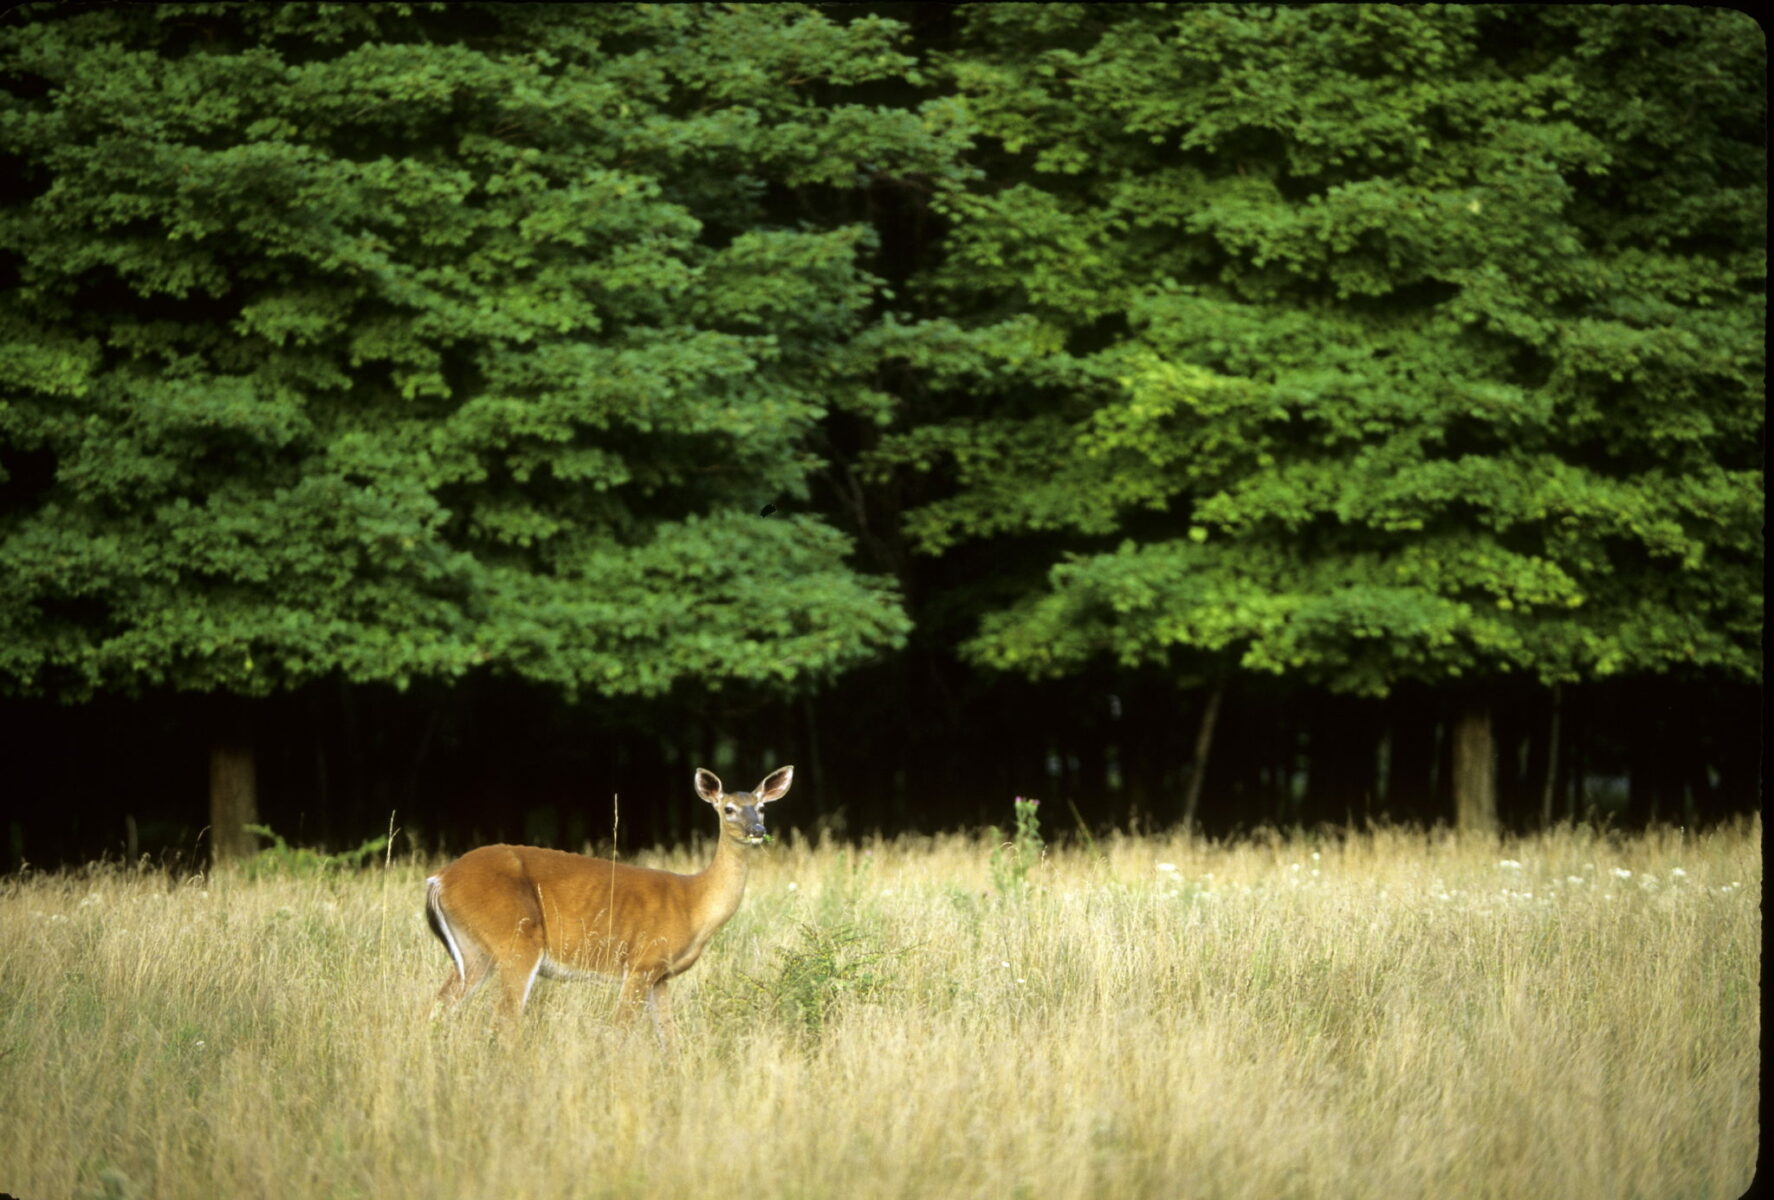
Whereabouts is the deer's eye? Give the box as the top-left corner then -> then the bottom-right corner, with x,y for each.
724,804 -> 737,816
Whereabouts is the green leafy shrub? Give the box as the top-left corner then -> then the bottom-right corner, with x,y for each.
238,825 -> 389,879
989,796 -> 1044,897
726,920 -> 903,1044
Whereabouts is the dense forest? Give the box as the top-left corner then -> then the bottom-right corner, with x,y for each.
0,3 -> 1762,868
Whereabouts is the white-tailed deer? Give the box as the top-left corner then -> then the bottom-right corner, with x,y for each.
425,766 -> 792,1050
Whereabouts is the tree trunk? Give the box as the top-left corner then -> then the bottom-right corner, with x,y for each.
209,743 -> 259,864
1625,689 -> 1681,829
801,692 -> 825,810
1180,682 -> 1223,832
1539,684 -> 1563,829
1452,700 -> 1497,835
1709,684 -> 1761,821
1305,692 -> 1379,827
1385,690 -> 1439,825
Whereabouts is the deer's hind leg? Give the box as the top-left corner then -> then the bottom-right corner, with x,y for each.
429,874 -> 546,1030
433,942 -> 492,1014
484,911 -> 548,1029
428,880 -> 494,1017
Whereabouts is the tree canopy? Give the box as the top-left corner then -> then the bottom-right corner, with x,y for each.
1,2 -> 967,700
0,3 -> 1762,852
868,3 -> 1762,697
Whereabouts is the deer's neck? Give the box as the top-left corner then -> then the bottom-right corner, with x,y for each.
693,834 -> 753,925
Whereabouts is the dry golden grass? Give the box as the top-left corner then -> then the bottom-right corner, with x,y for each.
0,818 -> 1759,1200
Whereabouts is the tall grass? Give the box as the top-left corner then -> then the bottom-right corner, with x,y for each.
1,819 -> 1758,1200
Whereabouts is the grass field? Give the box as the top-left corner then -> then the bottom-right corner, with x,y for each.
0,817 -> 1759,1200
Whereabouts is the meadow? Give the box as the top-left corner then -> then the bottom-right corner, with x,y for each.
0,817 -> 1759,1200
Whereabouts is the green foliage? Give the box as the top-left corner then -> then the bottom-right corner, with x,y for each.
238,824 -> 388,879
988,794 -> 1045,896
870,4 -> 1764,695
0,3 -> 942,700
0,2 -> 1761,721
724,918 -> 901,1043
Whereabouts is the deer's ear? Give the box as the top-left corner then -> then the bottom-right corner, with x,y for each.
694,768 -> 725,804
753,765 -> 793,805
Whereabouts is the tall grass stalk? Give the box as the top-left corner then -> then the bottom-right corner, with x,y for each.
0,820 -> 1758,1199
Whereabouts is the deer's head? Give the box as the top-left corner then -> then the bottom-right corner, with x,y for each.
695,766 -> 793,846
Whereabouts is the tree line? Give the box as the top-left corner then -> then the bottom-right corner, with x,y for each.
0,3 -> 1762,867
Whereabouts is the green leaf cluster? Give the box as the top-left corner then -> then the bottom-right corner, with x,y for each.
871,4 -> 1763,695
238,823 -> 389,879
1,3 -> 942,698
0,3 -> 1761,711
